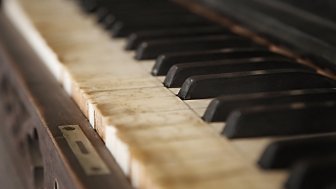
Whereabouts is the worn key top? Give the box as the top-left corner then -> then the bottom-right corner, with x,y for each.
224,101 -> 336,138
152,48 -> 284,76
164,58 -> 313,87
135,36 -> 256,60
203,88 -> 336,122
126,26 -> 232,50
259,135 -> 336,169
286,157 -> 336,189
178,70 -> 336,100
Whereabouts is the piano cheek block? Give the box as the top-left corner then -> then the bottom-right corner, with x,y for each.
223,102 -> 336,138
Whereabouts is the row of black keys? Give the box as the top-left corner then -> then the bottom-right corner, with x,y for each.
77,0 -> 336,188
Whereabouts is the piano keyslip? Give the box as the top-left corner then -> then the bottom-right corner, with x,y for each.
203,88 -> 336,122
135,36 -> 255,60
224,101 -> 336,138
152,48 -> 282,76
164,58 -> 313,87
178,70 -> 336,100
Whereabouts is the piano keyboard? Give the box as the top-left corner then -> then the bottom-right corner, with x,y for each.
3,0 -> 336,188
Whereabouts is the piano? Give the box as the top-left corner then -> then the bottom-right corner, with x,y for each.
1,0 -> 336,188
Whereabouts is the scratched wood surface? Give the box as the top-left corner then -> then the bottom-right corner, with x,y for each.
3,0 -> 287,188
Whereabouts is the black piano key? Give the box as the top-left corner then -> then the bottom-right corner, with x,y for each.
259,135 -> 336,169
102,10 -> 194,30
178,70 -> 336,100
203,88 -> 336,122
326,185 -> 336,189
164,58 -> 313,88
135,36 -> 256,60
111,15 -> 211,37
79,0 -> 99,13
96,7 -> 112,22
96,1 -> 205,29
286,157 -> 336,189
95,1 -> 189,18
95,0 -> 175,11
80,0 -> 137,13
126,26 -> 232,50
99,1 -> 181,14
152,48 -> 282,76
224,101 -> 336,138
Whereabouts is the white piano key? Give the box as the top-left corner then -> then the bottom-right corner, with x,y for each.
130,158 -> 142,188
63,70 -> 73,95
208,122 -> 226,134
116,137 -> 131,176
105,126 -> 130,176
184,99 -> 212,116
105,110 -> 203,130
156,76 -> 166,83
88,102 -> 95,129
192,108 -> 207,117
88,87 -> 173,101
169,88 -> 180,95
138,61 -> 156,73
184,99 -> 213,109
105,126 -> 118,159
232,138 -> 274,163
95,96 -> 189,116
4,0 -> 63,81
